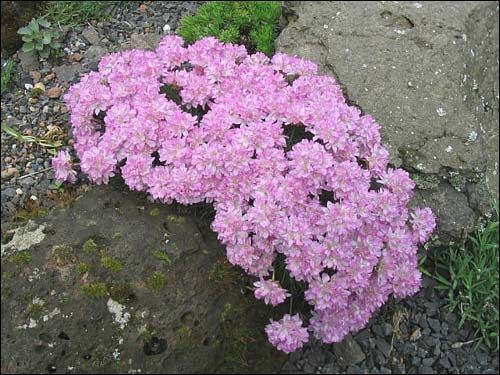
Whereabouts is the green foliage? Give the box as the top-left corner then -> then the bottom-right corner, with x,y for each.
1,61 -> 16,95
52,245 -> 76,266
2,123 -> 62,155
178,1 -> 281,56
153,250 -> 172,265
146,271 -> 167,292
7,251 -> 32,266
43,1 -> 122,28
83,238 -> 98,254
75,262 -> 91,274
81,281 -> 108,298
17,17 -> 61,60
423,202 -> 499,350
100,255 -> 124,272
149,208 -> 160,217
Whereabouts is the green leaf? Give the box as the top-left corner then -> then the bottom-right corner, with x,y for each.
42,34 -> 52,44
34,43 -> 44,51
37,17 -> 51,28
17,26 -> 32,35
50,41 -> 61,49
28,19 -> 40,33
22,42 -> 34,52
22,35 -> 34,42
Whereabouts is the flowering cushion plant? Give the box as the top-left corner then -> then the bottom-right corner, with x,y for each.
54,35 -> 436,353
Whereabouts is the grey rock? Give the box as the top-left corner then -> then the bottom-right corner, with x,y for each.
1,187 -> 16,200
439,356 -> 452,369
420,367 -> 434,375
82,27 -> 102,45
379,367 -> 391,374
83,45 -> 108,62
375,338 -> 392,358
422,358 -> 435,367
427,318 -> 441,333
276,1 -> 499,242
124,32 -> 162,51
53,63 -> 84,83
17,50 -> 39,73
0,185 -> 285,374
333,335 -> 366,367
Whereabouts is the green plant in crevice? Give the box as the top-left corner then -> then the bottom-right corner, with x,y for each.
43,1 -> 124,28
17,17 -> 61,60
178,1 -> 281,56
422,202 -> 499,350
1,61 -> 16,95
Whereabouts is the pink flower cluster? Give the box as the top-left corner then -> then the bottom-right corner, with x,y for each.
55,35 -> 436,353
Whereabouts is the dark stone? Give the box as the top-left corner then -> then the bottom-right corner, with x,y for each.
375,338 -> 392,358
333,335 -> 366,367
52,63 -> 84,83
427,318 -> 441,333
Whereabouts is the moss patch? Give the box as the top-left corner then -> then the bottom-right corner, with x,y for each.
6,251 -> 32,266
75,262 -> 91,274
52,245 -> 77,266
83,238 -> 98,254
108,281 -> 133,304
100,255 -> 124,272
149,208 -> 160,217
153,250 -> 172,265
81,281 -> 108,298
146,271 -> 167,292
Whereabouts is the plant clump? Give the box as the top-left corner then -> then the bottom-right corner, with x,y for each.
178,1 -> 281,56
53,35 -> 436,353
17,17 -> 61,60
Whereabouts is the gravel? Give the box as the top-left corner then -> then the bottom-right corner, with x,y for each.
281,278 -> 499,374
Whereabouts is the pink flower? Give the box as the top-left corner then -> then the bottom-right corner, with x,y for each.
58,35 -> 437,352
411,207 -> 436,243
254,279 -> 290,306
52,150 -> 77,183
265,314 -> 309,353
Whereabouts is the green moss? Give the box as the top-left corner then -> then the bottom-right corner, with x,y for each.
209,259 -> 244,289
165,214 -> 186,224
108,282 -> 133,304
178,1 -> 281,56
81,281 -> 108,298
52,245 -> 76,266
75,262 -> 91,274
146,271 -> 167,292
7,251 -> 32,266
175,290 -> 185,304
220,303 -> 233,323
153,250 -> 172,265
27,300 -> 46,319
83,238 -> 98,254
412,173 -> 440,190
449,173 -> 467,192
86,220 -> 97,227
149,208 -> 160,217
111,232 -> 123,240
1,272 -> 11,301
100,255 -> 124,272
91,344 -> 113,368
29,87 -> 44,98
175,325 -> 196,348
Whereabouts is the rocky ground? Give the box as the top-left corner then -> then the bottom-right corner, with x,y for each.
1,1 -> 499,374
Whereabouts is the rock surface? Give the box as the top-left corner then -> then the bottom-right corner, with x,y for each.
0,185 -> 286,374
276,1 -> 499,242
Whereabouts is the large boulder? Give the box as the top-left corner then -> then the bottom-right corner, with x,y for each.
0,185 -> 286,373
276,1 -> 499,243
